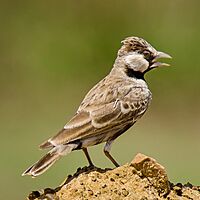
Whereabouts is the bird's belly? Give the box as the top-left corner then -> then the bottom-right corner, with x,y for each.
80,121 -> 134,148
81,130 -> 119,148
81,135 -> 105,147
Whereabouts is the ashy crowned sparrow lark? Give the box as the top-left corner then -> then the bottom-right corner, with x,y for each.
22,36 -> 171,177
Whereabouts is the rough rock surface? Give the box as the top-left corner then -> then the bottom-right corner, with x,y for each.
27,153 -> 200,200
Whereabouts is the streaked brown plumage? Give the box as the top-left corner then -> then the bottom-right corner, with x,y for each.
22,36 -> 171,177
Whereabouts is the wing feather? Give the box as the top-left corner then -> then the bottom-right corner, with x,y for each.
48,101 -> 122,146
40,76 -> 151,147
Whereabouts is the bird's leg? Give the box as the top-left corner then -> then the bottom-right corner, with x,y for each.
103,140 -> 120,167
82,147 -> 94,167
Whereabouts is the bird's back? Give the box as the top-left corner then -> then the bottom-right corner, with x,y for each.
46,73 -> 152,147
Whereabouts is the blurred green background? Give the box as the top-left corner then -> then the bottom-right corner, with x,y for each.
1,0 -> 200,199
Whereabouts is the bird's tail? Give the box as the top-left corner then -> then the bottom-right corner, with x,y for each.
22,143 -> 77,177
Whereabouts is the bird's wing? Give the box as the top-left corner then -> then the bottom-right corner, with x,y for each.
39,76 -> 150,149
43,100 -> 124,147
41,97 -> 149,148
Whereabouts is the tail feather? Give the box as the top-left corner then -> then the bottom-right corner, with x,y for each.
39,140 -> 54,150
22,144 -> 77,177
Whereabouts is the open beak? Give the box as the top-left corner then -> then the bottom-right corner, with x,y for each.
150,51 -> 172,69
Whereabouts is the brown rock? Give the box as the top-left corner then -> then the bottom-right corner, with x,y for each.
26,153 -> 200,200
131,153 -> 170,196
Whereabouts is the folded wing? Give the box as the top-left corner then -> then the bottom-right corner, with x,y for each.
40,100 -> 123,148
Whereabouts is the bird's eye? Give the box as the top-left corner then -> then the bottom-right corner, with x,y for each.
143,50 -> 151,60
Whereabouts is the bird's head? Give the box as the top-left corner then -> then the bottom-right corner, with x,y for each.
117,36 -> 171,77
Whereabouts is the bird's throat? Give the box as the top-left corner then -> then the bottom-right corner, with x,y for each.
125,68 -> 145,80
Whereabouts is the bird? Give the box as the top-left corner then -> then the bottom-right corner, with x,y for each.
22,36 -> 171,177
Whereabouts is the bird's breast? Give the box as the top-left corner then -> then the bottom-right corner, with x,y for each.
119,82 -> 152,121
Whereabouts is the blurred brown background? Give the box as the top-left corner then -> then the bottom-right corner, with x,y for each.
1,0 -> 200,199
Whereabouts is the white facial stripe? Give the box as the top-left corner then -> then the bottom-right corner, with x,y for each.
147,46 -> 157,56
124,53 -> 149,73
